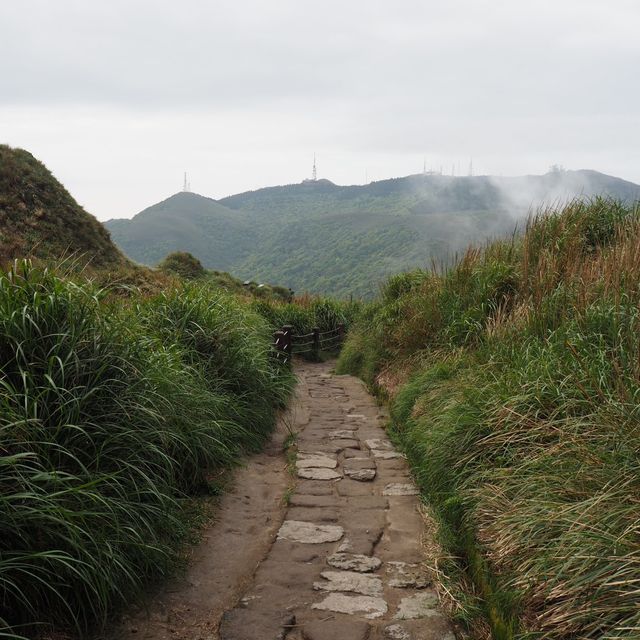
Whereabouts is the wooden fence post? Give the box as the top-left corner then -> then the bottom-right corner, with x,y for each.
312,327 -> 320,360
337,323 -> 345,344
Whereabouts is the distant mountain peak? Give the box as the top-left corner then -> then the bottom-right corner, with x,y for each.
165,190 -> 214,202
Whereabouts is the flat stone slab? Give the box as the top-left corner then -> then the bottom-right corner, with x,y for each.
394,591 -> 439,620
372,450 -> 405,460
297,467 -> 342,480
327,552 -> 382,573
301,440 -> 360,452
337,527 -> 384,556
336,480 -> 374,496
328,429 -> 357,439
385,625 -> 411,640
288,494 -> 336,508
335,439 -> 361,450
286,507 -> 339,522
300,442 -> 356,454
387,561 -> 431,588
345,457 -> 376,469
383,483 -> 419,496
349,495 -> 389,510
296,480 -> 335,495
364,438 -> 394,451
277,521 -> 344,544
312,593 -> 388,619
345,413 -> 367,420
343,458 -> 377,482
344,468 -> 376,481
314,570 -> 383,596
296,453 -> 338,469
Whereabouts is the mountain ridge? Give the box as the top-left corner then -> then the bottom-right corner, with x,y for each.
105,169 -> 640,297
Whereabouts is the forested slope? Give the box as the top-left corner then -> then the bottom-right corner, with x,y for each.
106,170 -> 640,298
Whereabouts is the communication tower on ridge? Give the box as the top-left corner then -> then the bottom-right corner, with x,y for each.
183,172 -> 191,192
303,154 -> 318,183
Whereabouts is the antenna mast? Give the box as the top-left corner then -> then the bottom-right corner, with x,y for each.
183,172 -> 191,192
312,154 -> 317,181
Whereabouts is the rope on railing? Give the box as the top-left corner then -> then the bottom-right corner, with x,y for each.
293,332 -> 315,340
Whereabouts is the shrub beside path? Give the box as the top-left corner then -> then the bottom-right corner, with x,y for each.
108,361 -> 455,640
220,361 -> 455,640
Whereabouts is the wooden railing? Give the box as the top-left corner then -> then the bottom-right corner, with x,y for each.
273,324 -> 345,364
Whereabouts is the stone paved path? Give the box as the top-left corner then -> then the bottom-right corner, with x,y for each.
220,361 -> 455,640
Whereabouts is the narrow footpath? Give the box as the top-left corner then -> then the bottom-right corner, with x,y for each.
108,361 -> 455,640
221,361 -> 454,640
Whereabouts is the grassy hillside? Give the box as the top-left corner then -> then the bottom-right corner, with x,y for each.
0,145 -> 124,267
106,191 -> 254,269
0,262 -> 295,640
337,197 -> 640,639
106,170 -> 640,298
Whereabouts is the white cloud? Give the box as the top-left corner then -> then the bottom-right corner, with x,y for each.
1,0 -> 638,219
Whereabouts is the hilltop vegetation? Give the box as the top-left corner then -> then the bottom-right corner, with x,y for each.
158,250 -> 293,301
105,170 -> 640,298
337,197 -> 640,639
0,145 -> 124,267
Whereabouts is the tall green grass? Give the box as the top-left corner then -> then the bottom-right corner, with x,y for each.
140,282 -> 294,448
0,262 -> 293,639
338,198 -> 640,639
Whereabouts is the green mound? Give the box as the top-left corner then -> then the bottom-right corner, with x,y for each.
0,145 -> 125,267
158,250 -> 207,279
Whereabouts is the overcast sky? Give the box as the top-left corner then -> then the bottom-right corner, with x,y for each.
1,0 -> 639,220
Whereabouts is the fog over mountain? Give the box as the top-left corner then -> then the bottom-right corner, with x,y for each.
106,168 -> 640,297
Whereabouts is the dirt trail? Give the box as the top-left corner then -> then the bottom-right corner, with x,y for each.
106,362 -> 454,640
